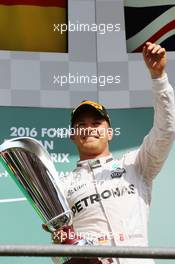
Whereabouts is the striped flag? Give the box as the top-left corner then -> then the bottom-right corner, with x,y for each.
124,0 -> 175,52
0,0 -> 67,52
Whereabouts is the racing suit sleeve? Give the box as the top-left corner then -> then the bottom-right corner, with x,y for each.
136,73 -> 175,185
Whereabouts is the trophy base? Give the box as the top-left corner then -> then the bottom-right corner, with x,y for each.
54,256 -> 102,264
65,258 -> 102,264
64,238 -> 102,264
56,226 -> 103,264
58,256 -> 114,264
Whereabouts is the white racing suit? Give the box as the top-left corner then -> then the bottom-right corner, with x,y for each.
53,74 -> 175,264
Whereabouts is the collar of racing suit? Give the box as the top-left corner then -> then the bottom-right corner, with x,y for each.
76,154 -> 114,169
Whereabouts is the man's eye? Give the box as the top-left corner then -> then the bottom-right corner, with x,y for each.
77,123 -> 85,128
93,121 -> 101,126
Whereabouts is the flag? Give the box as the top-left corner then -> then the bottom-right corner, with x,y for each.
0,0 -> 67,52
124,0 -> 175,52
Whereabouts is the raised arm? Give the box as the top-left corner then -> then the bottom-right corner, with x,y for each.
136,42 -> 175,185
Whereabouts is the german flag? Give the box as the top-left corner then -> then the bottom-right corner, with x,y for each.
0,0 -> 67,52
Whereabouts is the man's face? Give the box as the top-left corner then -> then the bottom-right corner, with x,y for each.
71,108 -> 113,156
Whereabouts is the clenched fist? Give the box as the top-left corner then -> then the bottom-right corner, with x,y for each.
143,42 -> 166,79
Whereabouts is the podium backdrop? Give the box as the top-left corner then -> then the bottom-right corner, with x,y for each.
0,2 -> 175,264
0,106 -> 175,264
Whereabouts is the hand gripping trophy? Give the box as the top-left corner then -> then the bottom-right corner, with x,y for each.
0,137 -> 102,264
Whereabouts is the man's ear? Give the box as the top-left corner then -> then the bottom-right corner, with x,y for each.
107,127 -> 113,141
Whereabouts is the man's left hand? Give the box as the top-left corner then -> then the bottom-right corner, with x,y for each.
143,42 -> 166,79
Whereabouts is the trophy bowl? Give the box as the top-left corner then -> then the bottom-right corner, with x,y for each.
0,137 -> 103,264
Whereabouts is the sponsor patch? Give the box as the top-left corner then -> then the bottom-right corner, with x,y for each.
110,168 -> 126,178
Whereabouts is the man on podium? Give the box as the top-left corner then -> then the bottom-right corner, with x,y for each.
45,42 -> 175,264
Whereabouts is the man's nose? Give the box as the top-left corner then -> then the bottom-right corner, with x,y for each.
84,125 -> 93,131
83,125 -> 95,136
83,122 -> 93,128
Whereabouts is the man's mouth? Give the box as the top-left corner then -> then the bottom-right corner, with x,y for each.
82,135 -> 99,140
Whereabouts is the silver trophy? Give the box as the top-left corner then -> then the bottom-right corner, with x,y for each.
0,137 -> 102,264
